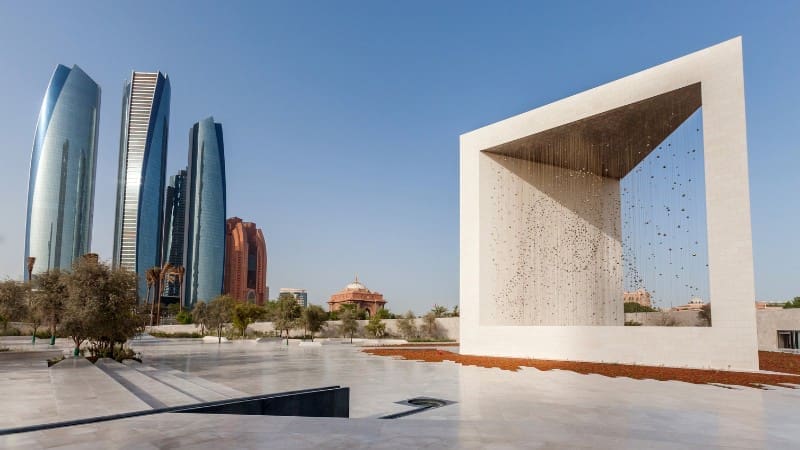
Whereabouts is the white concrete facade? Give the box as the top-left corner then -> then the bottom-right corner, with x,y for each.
460,37 -> 758,370
756,308 -> 800,351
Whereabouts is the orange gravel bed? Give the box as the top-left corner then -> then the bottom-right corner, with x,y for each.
369,343 -> 460,348
362,348 -> 800,389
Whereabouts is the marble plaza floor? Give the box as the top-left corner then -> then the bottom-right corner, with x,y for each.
2,337 -> 800,448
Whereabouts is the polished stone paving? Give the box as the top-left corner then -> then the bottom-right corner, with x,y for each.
2,338 -> 800,448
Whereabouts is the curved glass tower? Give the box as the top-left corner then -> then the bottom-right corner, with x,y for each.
112,71 -> 170,299
184,117 -> 227,306
25,64 -> 100,279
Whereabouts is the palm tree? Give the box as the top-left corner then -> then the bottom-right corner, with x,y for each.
26,257 -> 36,316
26,257 -> 36,283
155,263 -> 173,325
148,266 -> 162,326
144,269 -> 154,306
173,266 -> 186,312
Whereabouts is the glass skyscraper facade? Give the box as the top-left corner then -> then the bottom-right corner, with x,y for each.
25,64 -> 100,279
184,117 -> 227,306
162,169 -> 187,297
112,71 -> 170,300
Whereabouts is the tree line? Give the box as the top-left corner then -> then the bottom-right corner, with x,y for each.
182,296 -> 459,343
0,256 -> 461,353
0,255 -> 143,359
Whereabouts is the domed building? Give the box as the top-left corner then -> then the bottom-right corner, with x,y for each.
328,276 -> 387,317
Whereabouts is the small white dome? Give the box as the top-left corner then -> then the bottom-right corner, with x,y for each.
345,275 -> 366,291
346,281 -> 366,290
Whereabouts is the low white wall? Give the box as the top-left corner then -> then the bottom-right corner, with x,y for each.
147,324 -> 203,334
624,311 -> 705,327
147,317 -> 460,340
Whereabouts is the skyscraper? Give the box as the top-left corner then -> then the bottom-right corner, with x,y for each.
162,169 -> 187,297
184,117 -> 227,306
112,71 -> 170,300
224,217 -> 268,305
280,288 -> 308,308
25,64 -> 100,279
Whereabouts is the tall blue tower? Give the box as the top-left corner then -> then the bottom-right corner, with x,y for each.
184,117 -> 227,306
25,64 -> 101,279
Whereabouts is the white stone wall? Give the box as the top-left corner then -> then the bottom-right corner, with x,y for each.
756,309 -> 800,351
482,155 -> 622,326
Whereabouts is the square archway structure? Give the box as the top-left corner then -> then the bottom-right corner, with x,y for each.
459,37 -> 757,370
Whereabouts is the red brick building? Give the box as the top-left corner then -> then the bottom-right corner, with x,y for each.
223,217 -> 268,305
328,276 -> 387,317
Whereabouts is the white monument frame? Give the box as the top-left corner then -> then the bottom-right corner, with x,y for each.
459,37 -> 757,370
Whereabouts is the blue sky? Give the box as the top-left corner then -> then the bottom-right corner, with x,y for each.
0,1 -> 798,312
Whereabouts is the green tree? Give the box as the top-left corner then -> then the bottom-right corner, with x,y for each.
301,305 -> 327,341
420,311 -> 440,339
450,305 -> 460,317
430,304 -> 449,318
338,303 -> 366,320
365,314 -> 386,338
0,280 -> 28,332
155,262 -> 174,325
396,310 -> 418,339
274,293 -> 301,339
206,295 -> 236,343
624,302 -> 657,313
784,297 -> 800,309
231,303 -> 266,338
261,299 -> 278,322
31,270 -> 67,344
375,308 -> 393,320
339,307 -> 359,343
27,295 -> 44,342
166,303 -> 180,317
175,310 -> 193,324
697,303 -> 712,326
62,256 -> 140,357
192,302 -> 209,334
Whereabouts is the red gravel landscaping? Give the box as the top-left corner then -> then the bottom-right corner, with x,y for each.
372,342 -> 460,348
362,348 -> 800,389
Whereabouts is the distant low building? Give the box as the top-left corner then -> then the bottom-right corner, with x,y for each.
672,297 -> 705,312
623,289 -> 652,308
755,301 -> 784,310
327,276 -> 386,317
280,288 -> 308,308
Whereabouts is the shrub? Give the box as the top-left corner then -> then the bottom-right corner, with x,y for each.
624,320 -> 642,326
32,329 -> 52,339
148,331 -> 204,338
365,315 -> 386,338
176,310 -> 193,324
0,327 -> 21,336
420,312 -> 441,339
396,311 -> 418,339
624,302 -> 657,313
113,346 -> 141,363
